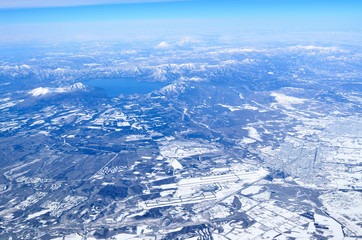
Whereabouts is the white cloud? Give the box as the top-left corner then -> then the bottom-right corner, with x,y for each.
0,0 -> 189,9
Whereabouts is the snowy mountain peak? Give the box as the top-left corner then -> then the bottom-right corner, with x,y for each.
28,87 -> 50,97
28,82 -> 87,97
176,37 -> 199,46
155,41 -> 171,49
69,82 -> 87,91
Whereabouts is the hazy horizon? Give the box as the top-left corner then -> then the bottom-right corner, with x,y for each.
0,0 -> 361,45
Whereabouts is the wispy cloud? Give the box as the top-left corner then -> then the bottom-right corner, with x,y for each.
0,0 -> 190,9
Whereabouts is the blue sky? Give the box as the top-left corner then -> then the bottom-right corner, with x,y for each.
0,0 -> 361,44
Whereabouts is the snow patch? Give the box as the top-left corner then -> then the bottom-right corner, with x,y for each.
169,159 -> 183,170
271,92 -> 307,110
218,104 -> 243,112
241,185 -> 263,195
26,209 -> 51,220
243,127 -> 262,141
218,104 -> 258,112
241,137 -> 257,144
30,120 -> 45,126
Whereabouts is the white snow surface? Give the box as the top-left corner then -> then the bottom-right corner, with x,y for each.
159,140 -> 218,159
314,214 -> 344,240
